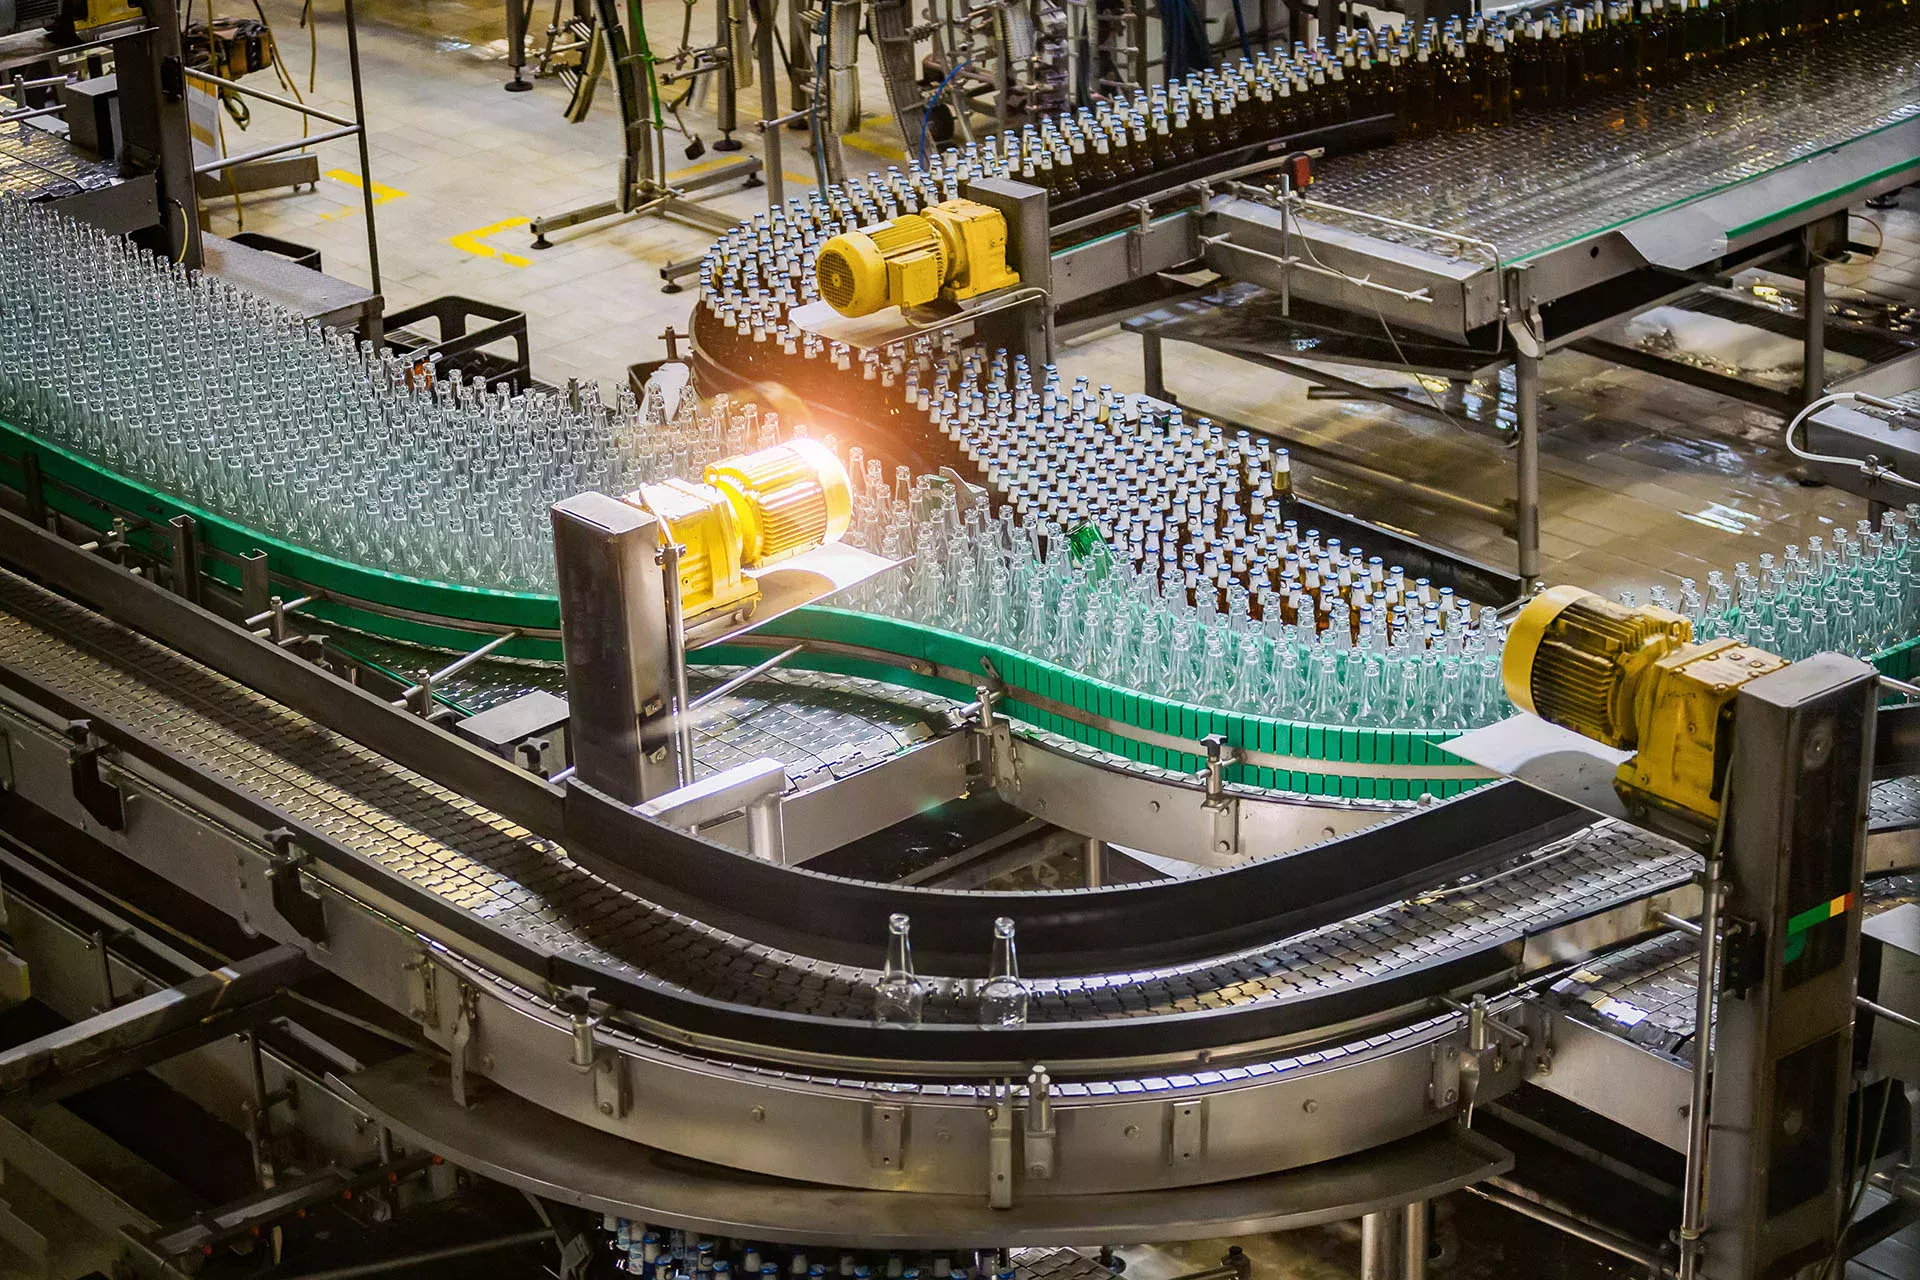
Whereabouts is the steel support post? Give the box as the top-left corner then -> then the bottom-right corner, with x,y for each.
753,0 -> 783,207
1802,230 -> 1828,408
1085,837 -> 1107,888
1143,331 -> 1167,401
1361,1208 -> 1405,1280
1676,853 -> 1722,1280
713,0 -> 740,147
1402,1199 -> 1430,1280
504,0 -> 533,89
1514,350 -> 1542,594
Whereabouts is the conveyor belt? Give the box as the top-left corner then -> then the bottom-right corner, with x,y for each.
0,562 -> 1700,1062
0,118 -> 120,201
340,632 -> 955,789
1545,870 -> 1920,1066
1306,25 -> 1920,264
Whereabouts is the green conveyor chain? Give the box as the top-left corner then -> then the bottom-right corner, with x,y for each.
6,419 -> 1915,801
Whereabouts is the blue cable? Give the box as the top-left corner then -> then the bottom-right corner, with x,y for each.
1229,0 -> 1253,58
917,56 -> 974,168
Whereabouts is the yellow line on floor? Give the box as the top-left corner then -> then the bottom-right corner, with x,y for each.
450,216 -> 532,268
841,132 -> 906,162
325,168 -> 407,203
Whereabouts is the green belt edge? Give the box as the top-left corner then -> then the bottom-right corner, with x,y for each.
7,419 -> 1915,801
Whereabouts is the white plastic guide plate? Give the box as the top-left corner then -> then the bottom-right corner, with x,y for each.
1443,714 -> 1633,822
686,541 -> 902,650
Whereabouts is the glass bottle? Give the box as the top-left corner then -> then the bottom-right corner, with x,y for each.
978,917 -> 1029,1026
874,913 -> 925,1025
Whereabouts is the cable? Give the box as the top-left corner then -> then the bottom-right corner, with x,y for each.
1283,205 -> 1473,435
1228,0 -> 1253,59
165,196 -> 191,263
917,55 -> 973,167
1831,212 -> 1885,278
1783,391 -> 1920,493
1817,1079 -> 1896,1280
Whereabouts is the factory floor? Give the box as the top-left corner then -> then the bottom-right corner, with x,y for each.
212,0 -> 1920,600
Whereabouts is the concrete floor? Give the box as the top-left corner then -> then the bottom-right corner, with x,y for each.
203,0 -> 1920,600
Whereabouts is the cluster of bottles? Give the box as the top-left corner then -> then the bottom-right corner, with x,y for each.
840,443 -> 1515,732
0,202 -> 789,595
1652,506 -> 1920,662
925,0 -> 1911,204
603,1223 -> 1020,1280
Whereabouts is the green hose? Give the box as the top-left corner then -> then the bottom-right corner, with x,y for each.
626,0 -> 666,129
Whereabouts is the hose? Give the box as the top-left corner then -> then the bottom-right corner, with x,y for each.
624,0 -> 666,129
1228,0 -> 1252,59
1783,391 -> 1920,494
918,55 -> 973,167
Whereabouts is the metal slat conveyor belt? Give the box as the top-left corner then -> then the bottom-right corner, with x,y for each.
1306,24 -> 1920,264
0,562 -> 1699,1047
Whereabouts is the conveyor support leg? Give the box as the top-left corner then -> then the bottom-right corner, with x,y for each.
1361,1208 -> 1405,1280
1515,350 -> 1542,595
1802,230 -> 1827,407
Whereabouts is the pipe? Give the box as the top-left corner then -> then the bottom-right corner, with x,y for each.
661,540 -> 696,787
341,0 -> 383,295
1514,349 -> 1542,593
1655,910 -> 1702,937
245,595 -> 313,629
1676,852 -> 1723,1280
1360,1209 -> 1402,1279
281,1228 -> 556,1279
689,643 -> 807,710
1466,1185 -> 1671,1275
1858,995 -> 1920,1036
181,67 -> 358,126
194,125 -> 360,176
1402,1199 -> 1430,1280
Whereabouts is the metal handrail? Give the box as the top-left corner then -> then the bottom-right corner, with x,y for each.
183,67 -> 358,128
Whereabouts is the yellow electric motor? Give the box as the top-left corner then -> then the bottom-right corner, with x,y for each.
1502,585 -> 1789,829
815,199 -> 1021,318
625,439 -> 852,619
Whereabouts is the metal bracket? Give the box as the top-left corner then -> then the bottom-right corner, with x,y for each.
1023,1066 -> 1056,1181
987,1083 -> 1015,1208
1200,734 -> 1240,856
1168,1096 -> 1206,1167
263,829 -> 327,945
403,951 -> 440,1028
866,1099 -> 906,1172
1428,1038 -> 1462,1112
1719,915 -> 1763,998
448,983 -> 479,1109
63,720 -> 124,831
1125,199 -> 1153,276
973,684 -> 1020,794
593,1051 -> 629,1119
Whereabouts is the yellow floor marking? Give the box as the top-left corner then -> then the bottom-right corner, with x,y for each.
841,132 -> 906,161
317,168 -> 407,220
325,168 -> 408,204
450,215 -> 533,268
